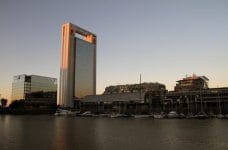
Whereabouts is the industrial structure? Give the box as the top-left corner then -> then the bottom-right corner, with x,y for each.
58,23 -> 96,108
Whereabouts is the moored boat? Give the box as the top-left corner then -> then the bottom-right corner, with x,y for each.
178,113 -> 186,119
208,112 -> 216,119
195,112 -> 208,119
54,109 -> 78,116
79,111 -> 93,117
153,114 -> 163,119
153,112 -> 166,119
134,114 -> 152,118
110,113 -> 124,118
99,113 -> 111,117
186,113 -> 194,119
217,114 -> 224,119
167,111 -> 179,119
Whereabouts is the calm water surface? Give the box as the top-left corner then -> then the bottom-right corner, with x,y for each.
0,115 -> 228,150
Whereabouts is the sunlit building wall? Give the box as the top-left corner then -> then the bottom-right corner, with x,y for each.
58,23 -> 96,108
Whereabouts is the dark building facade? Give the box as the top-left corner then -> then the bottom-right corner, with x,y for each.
163,75 -> 228,114
104,82 -> 166,94
75,82 -> 166,113
166,87 -> 228,114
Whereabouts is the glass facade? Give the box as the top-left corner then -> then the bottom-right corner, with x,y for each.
11,75 -> 57,101
74,38 -> 95,98
30,75 -> 57,93
12,75 -> 29,101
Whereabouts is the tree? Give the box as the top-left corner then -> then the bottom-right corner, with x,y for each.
9,100 -> 24,109
0,98 -> 7,107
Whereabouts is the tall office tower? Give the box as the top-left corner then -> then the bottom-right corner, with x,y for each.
11,74 -> 57,101
58,23 -> 96,108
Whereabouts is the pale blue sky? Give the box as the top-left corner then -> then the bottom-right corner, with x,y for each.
0,0 -> 228,100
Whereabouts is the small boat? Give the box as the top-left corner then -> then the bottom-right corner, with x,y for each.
122,114 -> 133,118
217,114 -> 224,119
195,112 -> 208,119
153,112 -> 166,119
153,114 -> 163,119
79,111 -> 93,117
110,113 -> 124,118
208,112 -> 216,119
167,111 -> 179,119
99,113 -> 110,117
178,113 -> 186,119
134,114 -> 151,118
91,114 -> 100,117
54,109 -> 78,116
186,113 -> 194,119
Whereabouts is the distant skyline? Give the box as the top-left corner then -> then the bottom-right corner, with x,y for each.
0,0 -> 228,101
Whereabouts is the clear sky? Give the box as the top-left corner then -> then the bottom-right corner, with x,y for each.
0,0 -> 228,101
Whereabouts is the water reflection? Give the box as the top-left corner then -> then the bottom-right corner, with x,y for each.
1,116 -> 228,150
53,117 -> 100,150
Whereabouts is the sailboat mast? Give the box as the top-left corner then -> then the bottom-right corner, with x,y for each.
140,74 -> 142,100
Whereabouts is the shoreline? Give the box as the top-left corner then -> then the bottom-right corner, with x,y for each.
0,108 -> 56,115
